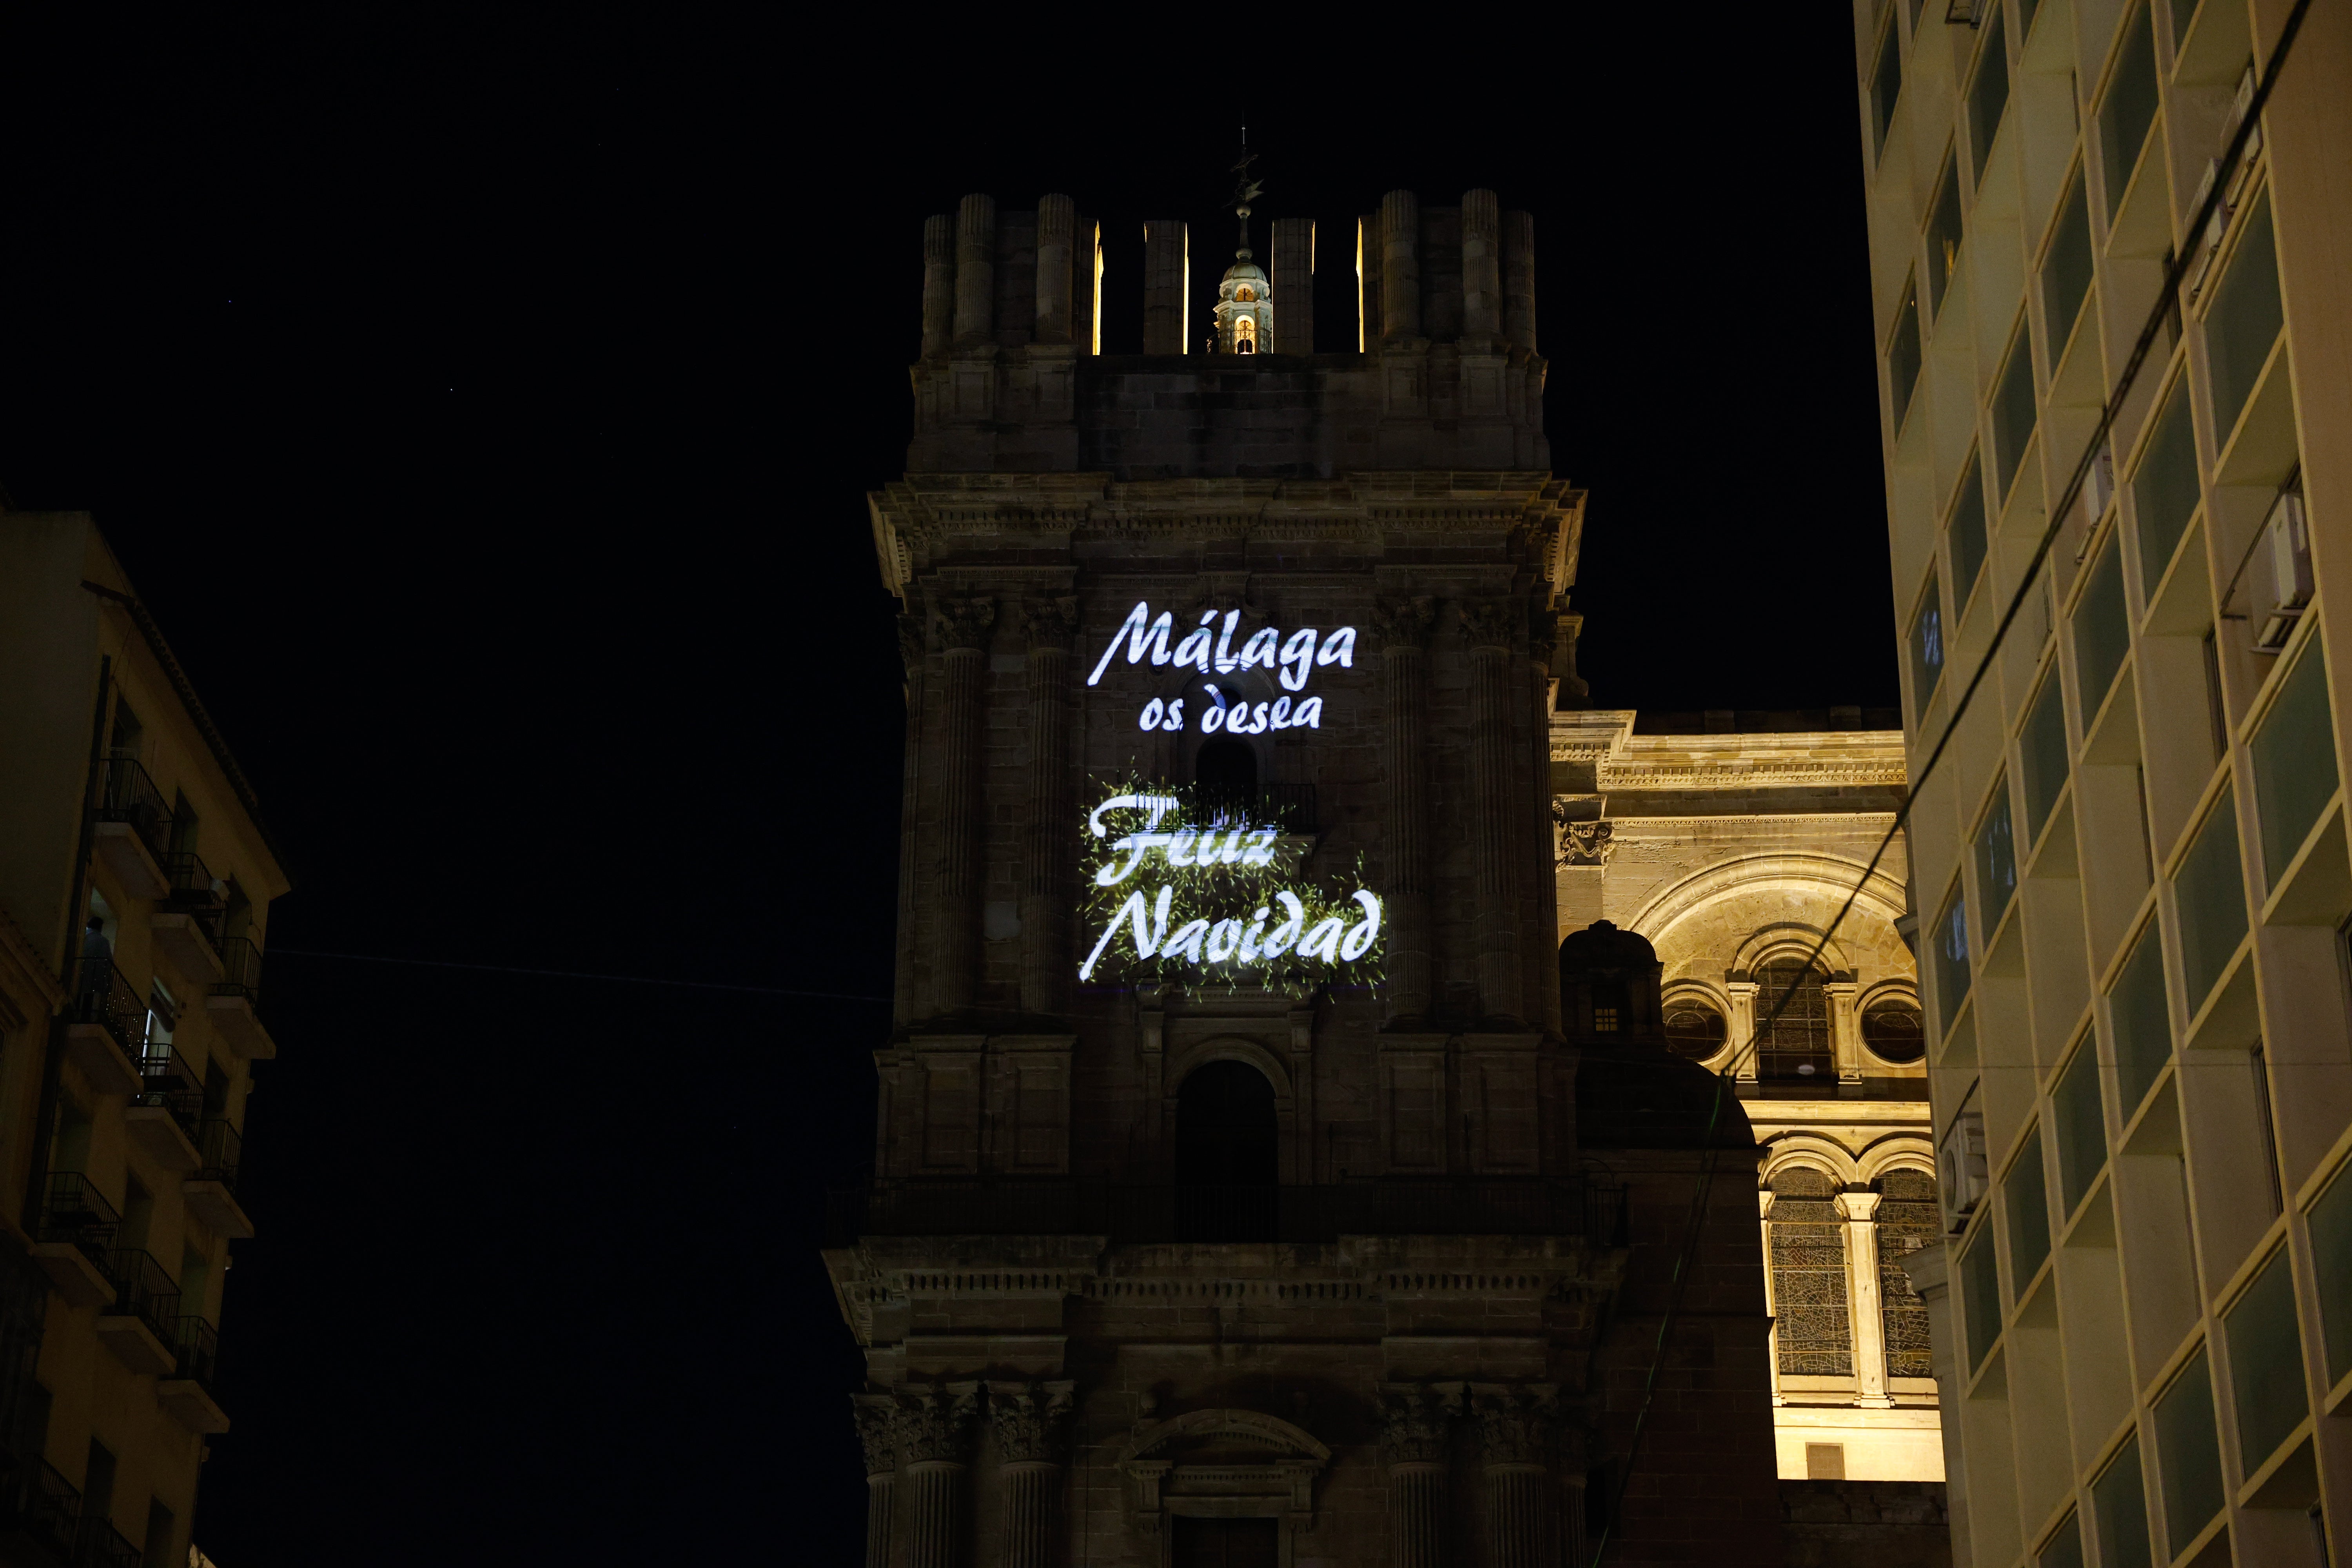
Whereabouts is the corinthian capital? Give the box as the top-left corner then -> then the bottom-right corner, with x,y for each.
1370,595 -> 1436,650
933,596 -> 998,653
1457,599 -> 1515,651
1017,596 -> 1080,652
851,1392 -> 898,1476
986,1379 -> 1076,1464
896,612 -> 928,674
1470,1383 -> 1559,1467
1376,1381 -> 1463,1466
893,1381 -> 981,1465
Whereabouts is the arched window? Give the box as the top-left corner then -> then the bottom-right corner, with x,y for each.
1875,1168 -> 1941,1379
1664,999 -> 1728,1061
1861,997 -> 1926,1063
1194,737 -> 1257,819
1767,1167 -> 1852,1376
1234,317 -> 1257,353
1235,285 -> 1256,302
1754,959 -> 1833,1081
1174,1060 -> 1278,1240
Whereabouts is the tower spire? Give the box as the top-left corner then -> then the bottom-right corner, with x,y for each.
1229,123 -> 1263,260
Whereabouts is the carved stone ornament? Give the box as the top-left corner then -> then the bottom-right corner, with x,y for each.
1370,595 -> 1436,649
1457,599 -> 1516,651
1119,1408 -> 1331,1542
1555,815 -> 1615,869
1470,1383 -> 1559,1468
895,613 -> 927,674
1526,604 -> 1562,666
893,1380 -> 981,1465
1018,596 -> 1081,652
1376,1381 -> 1463,1466
851,1392 -> 898,1476
933,596 -> 998,653
987,1379 -> 1077,1464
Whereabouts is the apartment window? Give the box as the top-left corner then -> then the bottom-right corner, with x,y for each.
2091,1438 -> 2154,1568
1889,276 -> 1924,429
2109,924 -> 2172,1121
2166,0 -> 2198,40
2172,791 -> 2247,1008
1931,884 -> 1972,1036
2224,1247 -> 2308,1470
1975,781 -> 2019,933
2052,1040 -> 2107,1214
1769,1167 -> 1854,1375
2312,1163 -> 2352,1387
2072,537 -> 2132,719
2038,1511 -> 2087,1568
2098,8 -> 2160,220
2152,1349 -> 2225,1555
1870,19 -> 1905,156
2207,191 -> 2283,444
1965,11 -> 2011,186
1991,321 -> 2039,499
1960,1225 -> 2003,1370
1909,570 -> 1945,715
1949,458 -> 1990,607
1926,155 -> 1966,317
2020,671 -> 2072,845
2250,641 -> 2338,884
2133,381 -> 2201,592
2004,1125 -> 2053,1289
2041,173 -> 2096,359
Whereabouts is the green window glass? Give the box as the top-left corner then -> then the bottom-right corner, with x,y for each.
2153,1349 -> 2225,1555
1932,884 -> 1972,1036
1967,13 -> 2010,187
1909,570 -> 1945,713
2313,1165 -> 2352,1387
2133,383 -> 2201,593
2224,1247 -> 2308,1469
2092,1437 -> 2154,1568
2109,924 -> 2173,1118
1950,460 -> 1989,604
2005,1125 -> 2052,1289
2072,539 -> 2132,718
2020,672 -> 2071,846
1960,1228 -> 2003,1371
2042,174 -> 2096,353
1975,783 -> 2018,932
2038,1511 -> 2087,1568
2251,642 -> 2339,883
2098,9 -> 2160,220
2053,1042 -> 2107,1215
1927,157 -> 1966,318
2209,193 -> 2283,443
2173,793 -> 2247,1009
1891,278 -> 1924,429
1992,322 -> 2039,499
1872,21 -> 1905,155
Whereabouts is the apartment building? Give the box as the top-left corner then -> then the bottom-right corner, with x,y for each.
1850,1 -> 2352,1564
0,510 -> 280,1566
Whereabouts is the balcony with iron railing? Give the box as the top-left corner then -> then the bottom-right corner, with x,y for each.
204,938 -> 272,1060
94,1251 -> 180,1374
31,1175 -> 119,1308
0,1456 -> 83,1563
160,1315 -> 228,1436
184,1120 -> 250,1241
77,1516 -> 143,1568
151,851 -> 227,981
63,961 -> 145,1097
91,758 -> 172,898
126,1074 -> 201,1175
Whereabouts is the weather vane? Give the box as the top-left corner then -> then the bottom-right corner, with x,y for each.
1229,123 -> 1263,258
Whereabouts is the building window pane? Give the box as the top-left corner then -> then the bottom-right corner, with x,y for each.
2005,1125 -> 2053,1289
1878,1168 -> 1940,1379
1967,13 -> 2010,186
1932,884 -> 1972,1036
2053,1040 -> 2108,1216
2312,1164 -> 2352,1387
2092,1437 -> 2155,1568
1871,21 -> 1905,155
2038,1509 -> 2087,1568
1960,1226 -> 2002,1372
2209,193 -> 2283,442
2042,174 -> 2096,353
2072,538 -> 2131,719
1927,156 -> 1966,317
2224,1247 -> 2308,1470
1769,1168 -> 1854,1376
1909,570 -> 1945,713
1755,960 -> 1833,1081
2133,382 -> 2201,593
2173,792 -> 2247,1009
1950,459 -> 1990,606
2110,924 -> 2172,1118
2153,1348 -> 2225,1555
2250,641 -> 2339,883
2020,671 -> 2072,846
1976,782 -> 2019,933
2098,8 -> 2160,220
1992,321 -> 2039,499
1890,277 -> 1924,428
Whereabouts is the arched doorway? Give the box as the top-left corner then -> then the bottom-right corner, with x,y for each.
1193,737 -> 1258,820
1174,1059 -> 1278,1241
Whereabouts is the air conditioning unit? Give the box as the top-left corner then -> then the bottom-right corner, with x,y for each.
2251,490 -> 2314,650
2085,443 -> 2116,519
1938,1092 -> 1987,1233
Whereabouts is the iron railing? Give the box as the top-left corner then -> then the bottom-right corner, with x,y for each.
828,1177 -> 1627,1248
132,1081 -> 203,1145
66,960 -> 144,1061
77,1516 -> 141,1568
211,937 -> 263,1001
1195,782 -> 1318,834
9,1459 -> 81,1561
98,1251 -> 180,1347
38,1175 -> 120,1270
195,1120 -> 242,1195
160,852 -> 227,946
95,758 -> 172,864
172,1316 -> 220,1395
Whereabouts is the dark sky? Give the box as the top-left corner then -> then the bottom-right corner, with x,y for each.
0,13 -> 1888,1565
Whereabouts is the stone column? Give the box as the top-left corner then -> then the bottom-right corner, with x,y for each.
933,597 -> 996,1014
894,614 -> 927,1028
1825,978 -> 1863,1083
852,1394 -> 898,1568
897,1382 -> 980,1568
1019,598 -> 1078,1016
987,1380 -> 1075,1568
1501,210 -> 1537,354
953,194 -> 996,347
1034,195 -> 1075,346
1525,607 -> 1562,1034
1759,1188 -> 1784,1405
1378,1383 -> 1461,1568
1557,1423 -> 1590,1568
1460,190 -> 1502,346
1725,978 -> 1760,1081
1270,218 -> 1314,352
920,215 -> 956,358
1837,1191 -> 1893,1406
1375,597 -> 1436,1024
1472,1384 -> 1557,1568
1142,220 -> 1189,354
1379,190 -> 1420,344
1462,601 -> 1523,1024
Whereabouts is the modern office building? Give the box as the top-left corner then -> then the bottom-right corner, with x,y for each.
1850,0 -> 2352,1563
0,511 -> 279,1566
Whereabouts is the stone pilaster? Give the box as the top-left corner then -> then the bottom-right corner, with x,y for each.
932,597 -> 996,1014
895,613 -> 927,1028
1462,601 -> 1523,1024
1378,1382 -> 1461,1568
1726,978 -> 1760,1081
1375,596 -> 1436,1025
852,1393 -> 898,1568
1472,1384 -> 1557,1568
1825,978 -> 1862,1083
896,1381 -> 980,1568
1837,1190 -> 1893,1406
1460,189 -> 1502,346
987,1379 -> 1075,1568
1019,598 -> 1078,1017
1501,209 -> 1537,354
1524,605 -> 1562,1035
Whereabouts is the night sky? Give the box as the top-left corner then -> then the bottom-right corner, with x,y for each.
0,13 -> 1889,1564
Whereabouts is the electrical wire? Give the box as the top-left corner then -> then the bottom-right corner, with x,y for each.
1586,3 -> 2313,1557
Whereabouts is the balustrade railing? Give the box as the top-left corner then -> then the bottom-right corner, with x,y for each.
99,1250 -> 180,1346
195,1120 -> 243,1194
96,758 -> 172,864
211,937 -> 263,1001
77,1515 -> 142,1568
67,960 -> 145,1060
11,1458 -> 81,1560
38,1174 -> 121,1269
